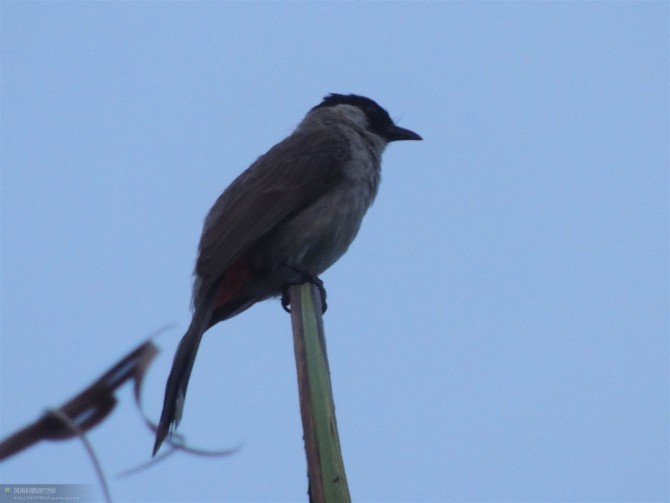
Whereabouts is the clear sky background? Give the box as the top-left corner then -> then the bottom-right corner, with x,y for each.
1,2 -> 668,502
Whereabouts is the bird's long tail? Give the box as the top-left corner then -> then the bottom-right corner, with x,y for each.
153,303 -> 213,456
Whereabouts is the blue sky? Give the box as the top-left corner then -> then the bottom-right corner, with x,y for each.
1,2 -> 668,502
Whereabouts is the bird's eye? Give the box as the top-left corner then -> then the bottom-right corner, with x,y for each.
364,105 -> 380,123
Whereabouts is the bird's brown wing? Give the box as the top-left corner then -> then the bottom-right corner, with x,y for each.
194,130 -> 350,301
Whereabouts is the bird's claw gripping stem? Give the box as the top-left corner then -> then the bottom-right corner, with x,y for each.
280,265 -> 328,314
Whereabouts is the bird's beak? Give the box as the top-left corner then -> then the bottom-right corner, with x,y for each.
385,124 -> 423,142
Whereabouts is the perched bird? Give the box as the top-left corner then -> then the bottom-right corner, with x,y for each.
153,93 -> 422,455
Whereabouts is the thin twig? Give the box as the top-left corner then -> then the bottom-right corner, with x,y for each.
47,407 -> 112,503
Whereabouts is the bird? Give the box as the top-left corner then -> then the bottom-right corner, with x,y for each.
153,93 -> 422,456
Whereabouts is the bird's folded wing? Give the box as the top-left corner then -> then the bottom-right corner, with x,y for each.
195,131 -> 350,294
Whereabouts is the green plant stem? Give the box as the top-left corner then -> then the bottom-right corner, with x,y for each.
289,283 -> 350,503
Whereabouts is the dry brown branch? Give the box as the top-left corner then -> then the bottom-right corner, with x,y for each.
0,340 -> 158,461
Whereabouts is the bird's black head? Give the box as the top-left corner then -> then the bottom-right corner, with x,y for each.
313,93 -> 422,143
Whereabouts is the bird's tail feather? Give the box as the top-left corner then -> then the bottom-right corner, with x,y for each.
153,303 -> 213,456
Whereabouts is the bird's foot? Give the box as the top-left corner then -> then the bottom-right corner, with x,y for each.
280,265 -> 327,314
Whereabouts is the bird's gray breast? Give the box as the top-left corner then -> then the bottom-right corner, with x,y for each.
256,141 -> 381,276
